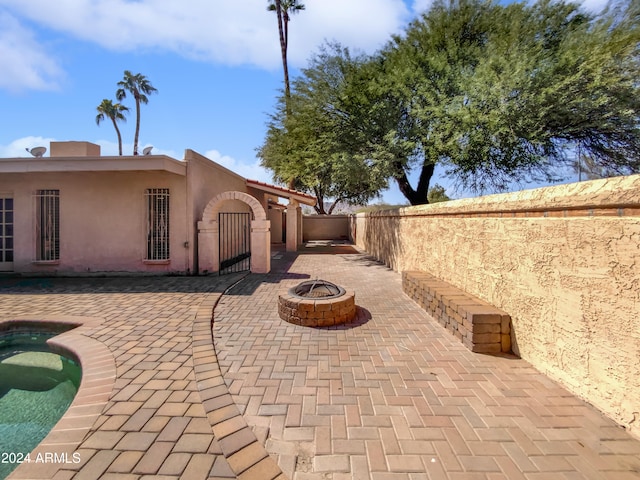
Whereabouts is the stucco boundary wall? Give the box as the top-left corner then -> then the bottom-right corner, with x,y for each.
350,175 -> 640,439
303,214 -> 350,241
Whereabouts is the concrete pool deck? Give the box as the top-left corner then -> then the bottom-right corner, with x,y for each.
0,248 -> 639,479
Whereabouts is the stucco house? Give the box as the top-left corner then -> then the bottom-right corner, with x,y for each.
0,141 -> 315,276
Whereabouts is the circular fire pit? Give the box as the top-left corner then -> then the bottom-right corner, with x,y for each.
278,279 -> 356,327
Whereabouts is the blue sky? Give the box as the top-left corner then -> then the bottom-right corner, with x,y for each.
0,0 -> 607,205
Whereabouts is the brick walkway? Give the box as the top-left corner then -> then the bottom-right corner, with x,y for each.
0,251 -> 639,480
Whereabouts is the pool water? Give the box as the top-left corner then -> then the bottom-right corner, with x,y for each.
0,333 -> 81,480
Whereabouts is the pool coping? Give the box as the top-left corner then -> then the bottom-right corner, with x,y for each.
2,315 -> 116,480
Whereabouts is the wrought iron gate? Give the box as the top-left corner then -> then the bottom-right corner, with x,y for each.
218,212 -> 251,275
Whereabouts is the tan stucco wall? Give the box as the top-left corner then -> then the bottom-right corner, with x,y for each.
352,175 -> 640,438
184,149 -> 253,272
185,149 -> 251,219
1,148 -> 274,275
268,208 -> 284,243
303,215 -> 350,241
0,170 -> 189,274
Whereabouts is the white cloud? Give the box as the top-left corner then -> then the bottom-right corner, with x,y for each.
2,0 -> 608,95
0,0 -> 409,70
204,149 -> 273,184
579,0 -> 609,13
0,12 -> 64,92
0,136 -> 55,157
288,0 -> 410,64
411,0 -> 434,15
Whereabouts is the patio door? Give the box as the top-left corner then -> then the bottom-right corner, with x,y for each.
0,197 -> 13,271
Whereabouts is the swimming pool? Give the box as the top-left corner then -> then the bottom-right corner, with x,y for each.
0,331 -> 81,480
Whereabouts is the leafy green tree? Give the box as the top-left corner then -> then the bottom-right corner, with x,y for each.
427,184 -> 451,203
116,71 -> 157,156
259,44 -> 389,214
95,99 -> 129,156
375,0 -> 640,202
261,0 -> 640,206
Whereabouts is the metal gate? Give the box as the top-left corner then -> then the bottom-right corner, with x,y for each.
218,212 -> 251,275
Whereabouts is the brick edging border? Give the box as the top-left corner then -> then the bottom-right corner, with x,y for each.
192,276 -> 287,480
3,315 -> 116,480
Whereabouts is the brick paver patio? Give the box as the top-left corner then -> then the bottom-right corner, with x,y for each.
0,275 -> 245,480
0,249 -> 639,480
213,251 -> 640,480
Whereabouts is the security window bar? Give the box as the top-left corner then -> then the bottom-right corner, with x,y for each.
146,188 -> 170,260
0,198 -> 14,264
35,190 -> 60,261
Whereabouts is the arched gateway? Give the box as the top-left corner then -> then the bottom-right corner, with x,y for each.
197,191 -> 270,274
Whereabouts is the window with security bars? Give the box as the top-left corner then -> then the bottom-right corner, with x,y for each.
0,198 -> 14,266
35,189 -> 60,261
146,188 -> 170,260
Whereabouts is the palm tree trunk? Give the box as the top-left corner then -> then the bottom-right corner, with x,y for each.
275,1 -> 290,103
111,118 -> 124,156
133,97 -> 141,156
283,14 -> 290,97
275,1 -> 295,188
282,12 -> 291,92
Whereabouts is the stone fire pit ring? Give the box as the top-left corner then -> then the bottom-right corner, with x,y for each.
278,279 -> 356,327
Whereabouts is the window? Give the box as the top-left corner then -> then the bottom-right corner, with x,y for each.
35,189 -> 60,261
0,197 -> 14,269
146,188 -> 170,260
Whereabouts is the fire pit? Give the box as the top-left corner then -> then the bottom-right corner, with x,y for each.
278,279 -> 356,327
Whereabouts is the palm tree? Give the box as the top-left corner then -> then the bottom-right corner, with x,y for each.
267,0 -> 305,104
116,71 -> 157,155
95,99 -> 129,156
268,1 -> 305,189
